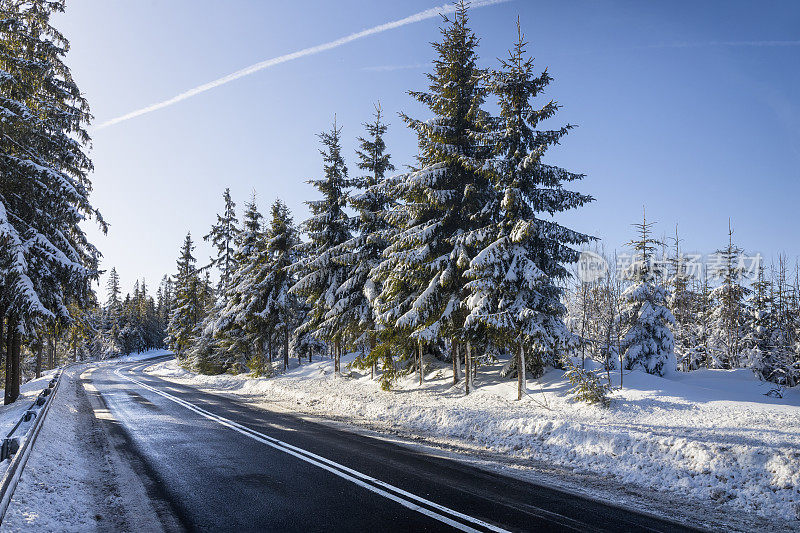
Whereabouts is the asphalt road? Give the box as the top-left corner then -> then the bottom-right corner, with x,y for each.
82,356 -> 700,533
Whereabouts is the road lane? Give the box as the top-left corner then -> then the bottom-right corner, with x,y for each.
85,357 -> 699,533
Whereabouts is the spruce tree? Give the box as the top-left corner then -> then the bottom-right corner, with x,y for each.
166,233 -> 202,360
463,21 -> 593,398
667,228 -> 703,371
291,118 -> 351,373
708,223 -> 749,369
371,2 -> 492,388
620,210 -> 676,376
760,257 -> 798,387
204,188 -> 239,295
0,0 -> 103,402
256,199 -> 301,371
329,106 -> 394,368
212,196 -> 265,373
744,264 -> 773,376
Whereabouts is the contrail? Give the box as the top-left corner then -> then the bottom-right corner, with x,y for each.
97,0 -> 510,129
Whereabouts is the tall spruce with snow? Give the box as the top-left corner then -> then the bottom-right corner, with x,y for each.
620,211 -> 676,376
157,275 -> 174,331
464,22 -> 593,398
328,106 -> 395,361
254,199 -> 300,371
291,119 -> 351,372
667,228 -> 703,371
210,196 -> 265,373
745,264 -> 774,376
204,188 -> 239,296
371,3 -> 492,386
759,257 -> 798,387
0,0 -> 103,402
166,233 -> 203,360
104,267 -> 122,331
707,224 -> 749,369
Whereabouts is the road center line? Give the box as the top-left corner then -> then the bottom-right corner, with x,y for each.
112,365 -> 510,533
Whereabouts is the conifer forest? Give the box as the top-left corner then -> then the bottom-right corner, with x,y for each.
0,1 -> 798,530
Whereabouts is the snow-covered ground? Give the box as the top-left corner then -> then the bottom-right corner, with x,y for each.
114,348 -> 173,363
148,353 -> 800,524
2,365 -> 162,532
0,372 -> 56,440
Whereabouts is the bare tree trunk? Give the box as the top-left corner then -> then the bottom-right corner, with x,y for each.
5,318 -> 20,405
334,341 -> 340,376
452,341 -> 459,385
369,337 -> 376,380
0,316 -> 4,394
284,328 -> 290,371
35,343 -> 42,379
4,317 -> 12,405
12,327 -> 20,399
465,342 -> 471,395
418,341 -> 423,385
46,334 -> 51,369
517,344 -> 526,401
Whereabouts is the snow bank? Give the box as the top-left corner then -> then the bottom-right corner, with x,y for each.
115,348 -> 173,363
0,372 -> 56,439
147,355 -> 800,521
2,367 -> 140,532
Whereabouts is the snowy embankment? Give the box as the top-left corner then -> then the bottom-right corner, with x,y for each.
0,372 -> 56,440
147,354 -> 800,522
114,348 -> 173,363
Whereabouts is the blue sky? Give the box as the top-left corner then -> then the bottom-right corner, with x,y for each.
54,1 -> 799,297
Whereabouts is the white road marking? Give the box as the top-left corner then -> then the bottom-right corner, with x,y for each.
112,365 -> 510,533
81,368 -> 116,421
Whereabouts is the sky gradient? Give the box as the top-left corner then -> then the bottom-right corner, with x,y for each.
53,0 -> 800,297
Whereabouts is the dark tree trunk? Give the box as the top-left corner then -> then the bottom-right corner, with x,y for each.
284,328 -> 290,371
452,341 -> 459,385
465,342 -> 471,395
35,343 -> 42,379
517,344 -> 526,401
5,317 -> 20,405
48,335 -> 55,369
0,316 -> 5,395
418,342 -> 423,385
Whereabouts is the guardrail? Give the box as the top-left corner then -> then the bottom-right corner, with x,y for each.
0,369 -> 63,523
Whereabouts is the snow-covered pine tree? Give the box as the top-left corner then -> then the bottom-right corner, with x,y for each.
291,118 -> 351,374
667,227 -> 703,371
0,0 -> 103,402
328,106 -> 395,373
371,2 -> 492,389
744,264 -> 773,377
464,21 -> 593,399
761,256 -> 798,387
707,223 -> 749,369
107,268 -> 121,307
252,199 -> 300,371
209,195 -> 265,373
620,210 -> 676,376
693,267 -> 713,369
157,275 -> 174,332
204,188 -> 239,296
166,233 -> 203,361
189,192 -> 242,373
